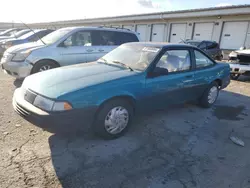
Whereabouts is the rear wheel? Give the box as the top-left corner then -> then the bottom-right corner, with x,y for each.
199,82 -> 219,108
31,60 -> 59,74
93,99 -> 134,139
230,73 -> 240,80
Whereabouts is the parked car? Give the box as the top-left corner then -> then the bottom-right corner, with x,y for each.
1,29 -> 54,50
184,40 -> 223,60
228,48 -> 250,80
0,29 -> 31,42
0,28 -> 22,37
0,29 -> 32,58
12,42 -> 230,139
0,29 -> 53,60
1,26 -> 139,79
0,29 -> 7,33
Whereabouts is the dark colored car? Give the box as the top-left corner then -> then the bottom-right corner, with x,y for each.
184,40 -> 223,60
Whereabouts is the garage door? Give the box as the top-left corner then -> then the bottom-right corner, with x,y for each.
123,25 -> 134,31
193,23 -> 214,40
151,24 -> 165,42
170,23 -> 187,43
136,24 -> 147,41
220,22 -> 249,49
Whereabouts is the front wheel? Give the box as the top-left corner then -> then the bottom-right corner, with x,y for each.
31,60 -> 59,74
93,99 -> 134,139
199,82 -> 219,108
230,73 -> 240,80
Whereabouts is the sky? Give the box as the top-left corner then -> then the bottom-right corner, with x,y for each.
0,0 -> 249,23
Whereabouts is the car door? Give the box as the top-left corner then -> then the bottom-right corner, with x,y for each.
57,30 -> 97,65
192,49 -> 216,96
144,48 -> 196,109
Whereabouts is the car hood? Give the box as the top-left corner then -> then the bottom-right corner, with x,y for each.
234,49 -> 250,55
5,41 -> 45,53
22,62 -> 139,99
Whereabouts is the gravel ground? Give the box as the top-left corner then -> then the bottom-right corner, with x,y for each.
0,71 -> 250,188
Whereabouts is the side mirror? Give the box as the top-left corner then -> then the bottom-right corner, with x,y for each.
62,39 -> 72,47
149,67 -> 168,78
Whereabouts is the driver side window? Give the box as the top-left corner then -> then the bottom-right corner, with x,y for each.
156,50 -> 191,73
64,31 -> 92,47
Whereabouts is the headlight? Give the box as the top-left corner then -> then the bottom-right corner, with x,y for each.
52,102 -> 72,111
12,50 -> 31,62
33,94 -> 72,111
33,95 -> 54,111
3,41 -> 13,49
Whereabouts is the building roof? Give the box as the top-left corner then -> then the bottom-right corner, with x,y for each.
37,4 -> 250,25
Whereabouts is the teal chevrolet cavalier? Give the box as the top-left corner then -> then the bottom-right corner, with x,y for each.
13,42 -> 230,139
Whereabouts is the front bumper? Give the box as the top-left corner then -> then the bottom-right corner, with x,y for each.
229,63 -> 250,74
1,60 -> 33,78
12,88 -> 98,133
221,74 -> 230,89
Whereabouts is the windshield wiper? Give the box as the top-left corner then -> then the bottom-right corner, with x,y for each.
99,57 -> 109,64
112,60 -> 133,71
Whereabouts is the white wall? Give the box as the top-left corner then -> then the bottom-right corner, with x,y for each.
28,12 -> 250,50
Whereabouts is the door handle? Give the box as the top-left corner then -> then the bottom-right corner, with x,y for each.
86,49 -> 94,52
98,49 -> 104,52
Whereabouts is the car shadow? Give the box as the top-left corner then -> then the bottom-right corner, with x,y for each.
237,75 -> 250,82
46,90 -> 250,188
13,78 -> 24,88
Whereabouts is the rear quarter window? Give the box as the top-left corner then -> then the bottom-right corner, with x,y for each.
92,30 -> 139,46
114,32 -> 139,45
194,50 -> 215,68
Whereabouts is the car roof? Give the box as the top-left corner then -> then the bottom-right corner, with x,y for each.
58,26 -> 137,34
125,42 -> 199,49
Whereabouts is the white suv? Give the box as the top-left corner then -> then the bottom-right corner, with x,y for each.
1,26 -> 140,78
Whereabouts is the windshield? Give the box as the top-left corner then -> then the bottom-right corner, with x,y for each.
18,30 -> 39,39
41,29 -> 72,45
186,41 -> 200,47
100,44 -> 161,71
10,29 -> 30,38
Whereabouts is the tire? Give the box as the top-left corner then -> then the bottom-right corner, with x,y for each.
31,60 -> 59,74
199,82 -> 219,108
93,99 -> 134,139
230,73 -> 240,80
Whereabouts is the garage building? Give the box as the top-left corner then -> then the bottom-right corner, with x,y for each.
3,5 -> 250,50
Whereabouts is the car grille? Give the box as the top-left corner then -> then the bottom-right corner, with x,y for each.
237,54 -> 250,64
229,56 -> 237,61
14,101 -> 30,117
24,90 -> 37,104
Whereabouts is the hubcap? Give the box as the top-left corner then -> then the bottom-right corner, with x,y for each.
208,86 -> 218,104
104,106 -> 129,134
39,65 -> 51,72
